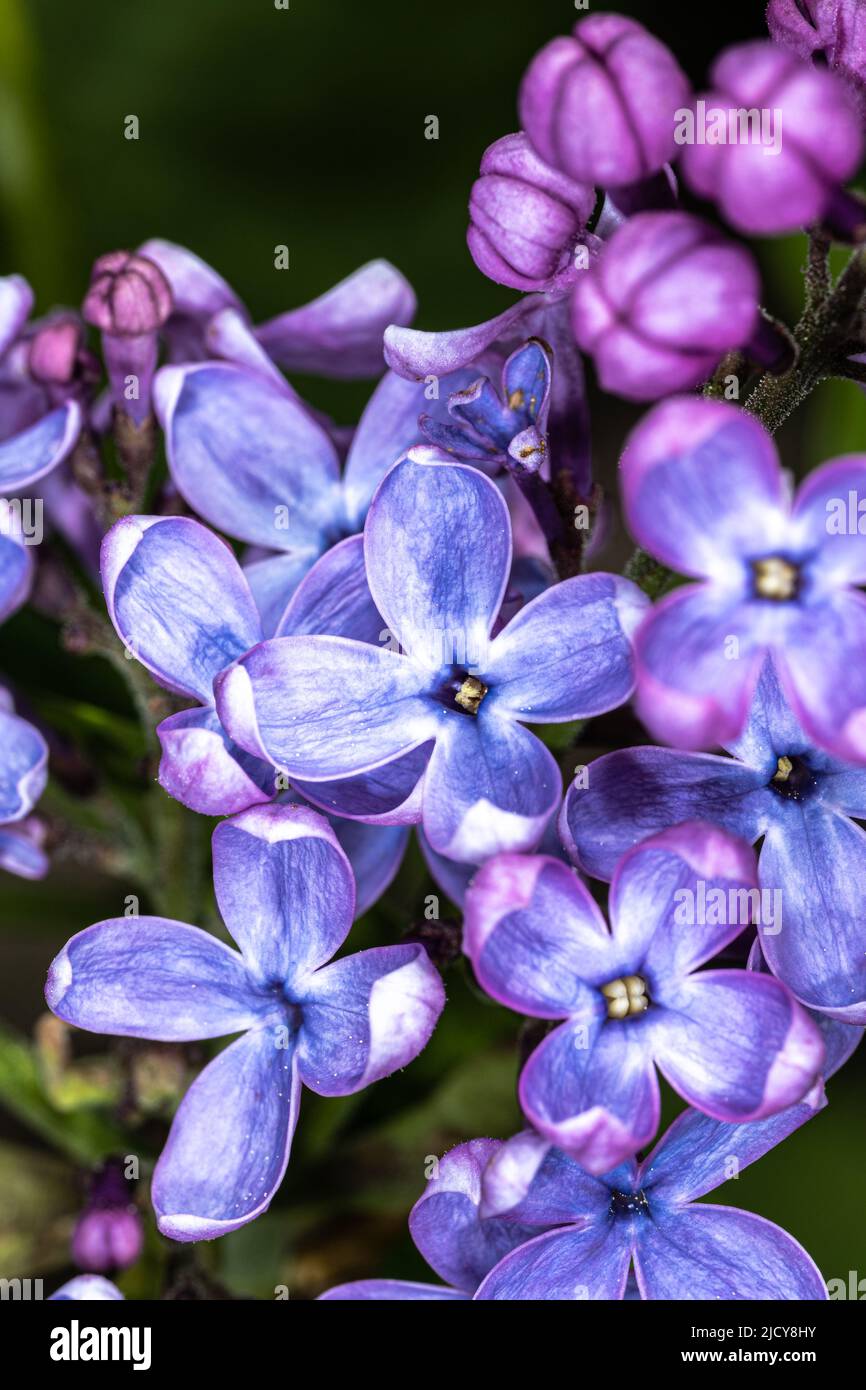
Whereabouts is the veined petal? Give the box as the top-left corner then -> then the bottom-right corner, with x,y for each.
154,362 -> 341,552
102,515 -> 262,701
293,744 -> 430,825
296,943 -> 444,1095
384,296 -> 542,378
277,534 -> 383,645
480,1130 -> 617,1224
212,804 -> 355,985
776,588 -> 866,763
329,818 -> 409,917
0,530 -> 32,623
364,452 -> 511,668
485,573 -> 646,721
45,918 -> 267,1041
256,259 -> 416,378
759,806 -> 866,1022
634,1205 -> 827,1300
153,1028 -> 300,1241
157,706 -> 274,817
243,549 -> 320,639
464,853 -> 611,1017
215,636 -> 437,778
0,401 -> 80,490
652,970 -> 824,1121
561,747 -> 769,882
474,1222 -> 630,1301
422,712 -> 561,862
519,1016 -> 661,1174
0,708 -> 48,822
620,397 -> 789,580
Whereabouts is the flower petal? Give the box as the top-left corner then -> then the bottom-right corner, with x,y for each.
49,1275 -> 124,1301
610,821 -> 760,980
212,804 -> 355,985
154,362 -> 341,551
329,818 -> 409,917
759,805 -> 866,1021
215,637 -> 437,778
484,573 -> 646,721
519,1015 -> 661,1174
277,534 -> 383,644
464,853 -> 611,1017
0,401 -> 81,490
296,943 -> 444,1095
422,712 -> 561,862
45,917 -> 267,1040
480,1130 -> 619,1224
634,583 -> 770,750
792,454 -> 866,586
474,1222 -> 631,1300
561,747 -> 769,882
243,549 -> 320,638
153,1028 -> 300,1241
293,744 -> 431,824
634,1204 -> 827,1300
319,1281 -> 466,1301
157,706 -> 274,816
621,397 -> 788,580
384,297 -> 542,379
256,260 -> 416,378
652,970 -> 824,1121
0,707 -> 48,822
364,451 -> 511,667
102,515 -> 262,701
0,530 -> 32,623
776,588 -> 866,763
0,274 -> 33,355
0,823 -> 48,879
409,1138 -> 542,1293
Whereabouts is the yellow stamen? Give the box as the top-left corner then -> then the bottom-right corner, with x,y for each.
454,676 -> 488,715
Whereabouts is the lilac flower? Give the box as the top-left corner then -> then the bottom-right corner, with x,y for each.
571,212 -> 769,401
767,0 -> 866,116
467,132 -> 596,293
101,515 -> 408,911
562,660 -> 866,1023
463,821 -> 824,1174
621,395 -> 866,760
679,41 -> 863,238
385,290 -> 592,506
49,1275 -> 124,1301
139,238 -> 416,376
45,803 -> 445,1240
0,683 -> 48,880
71,1161 -> 143,1273
0,275 -> 82,491
319,1139 -> 550,1300
419,339 -> 551,476
473,1100 -> 829,1299
519,15 -> 690,191
215,451 -> 647,863
83,251 -> 173,426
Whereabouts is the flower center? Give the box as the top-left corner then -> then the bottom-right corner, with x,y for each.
454,675 -> 488,715
601,974 -> 649,1019
752,555 -> 799,601
609,1188 -> 650,1218
769,753 -> 818,801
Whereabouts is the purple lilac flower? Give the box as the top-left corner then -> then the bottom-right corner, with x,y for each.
49,1275 -> 124,1301
100,515 -> 408,910
45,803 -> 445,1240
0,686 -> 48,879
467,132 -> 596,293
71,1160 -> 143,1273
680,41 -> 863,238
385,291 -> 592,506
215,450 -> 647,863
138,238 -> 416,376
767,0 -> 866,116
621,395 -> 866,759
83,251 -> 173,427
571,212 -> 768,401
562,660 -> 866,1023
419,339 -> 551,476
473,1100 -> 829,1299
519,15 -> 690,192
463,820 -> 824,1174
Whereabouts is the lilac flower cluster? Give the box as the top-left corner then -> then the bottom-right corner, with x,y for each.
5,7 -> 861,1300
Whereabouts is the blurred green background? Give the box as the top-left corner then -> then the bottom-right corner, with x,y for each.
0,0 -> 862,1298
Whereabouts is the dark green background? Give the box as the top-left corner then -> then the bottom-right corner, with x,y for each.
0,0 -> 862,1297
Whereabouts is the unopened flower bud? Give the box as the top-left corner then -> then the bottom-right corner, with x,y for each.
83,251 -> 172,336
71,1159 -> 143,1274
